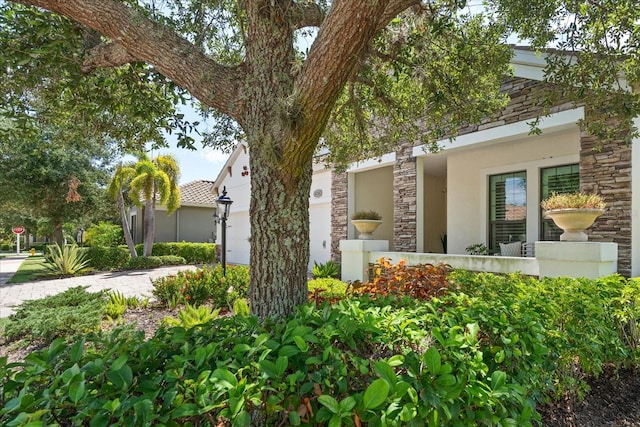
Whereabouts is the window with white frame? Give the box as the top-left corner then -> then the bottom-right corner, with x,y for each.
540,164 -> 580,240
489,171 -> 527,253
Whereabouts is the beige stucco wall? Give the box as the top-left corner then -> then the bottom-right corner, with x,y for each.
423,174 -> 447,253
352,166 -> 394,247
447,127 -> 579,255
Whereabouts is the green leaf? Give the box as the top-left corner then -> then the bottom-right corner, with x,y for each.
111,355 -> 128,371
328,414 -> 343,427
259,360 -> 278,378
289,411 -> 301,425
171,404 -> 200,419
106,365 -> 133,391
134,399 -> 153,425
363,379 -> 390,409
69,339 -> 85,363
491,370 -> 507,390
374,361 -> 397,388
233,411 -> 251,427
278,345 -> 300,358
69,379 -> 86,404
339,396 -> 356,412
293,335 -> 309,352
194,346 -> 207,368
318,395 -> 340,414
387,355 -> 404,366
275,356 -> 288,377
424,347 -> 441,374
213,368 -> 238,388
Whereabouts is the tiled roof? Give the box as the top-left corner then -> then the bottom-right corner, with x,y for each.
180,180 -> 216,206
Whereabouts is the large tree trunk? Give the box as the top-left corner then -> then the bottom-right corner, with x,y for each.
117,191 -> 137,257
248,139 -> 313,318
143,199 -> 154,256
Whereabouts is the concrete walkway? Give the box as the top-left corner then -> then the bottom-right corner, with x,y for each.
0,255 -> 197,317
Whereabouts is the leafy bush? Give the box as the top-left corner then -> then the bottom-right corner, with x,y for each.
135,242 -> 216,264
44,243 -> 91,275
151,264 -> 249,308
3,269 -> 639,426
84,221 -> 124,247
86,245 -> 131,270
354,257 -> 450,301
3,287 -> 107,344
0,243 -> 11,252
126,255 -> 186,269
449,270 -> 640,396
308,278 -> 349,302
311,260 -> 340,278
163,305 -> 221,329
0,297 -> 545,426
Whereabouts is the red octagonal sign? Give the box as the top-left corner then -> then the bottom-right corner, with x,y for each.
12,226 -> 24,235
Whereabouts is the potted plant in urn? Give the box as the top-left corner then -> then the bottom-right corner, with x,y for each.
350,210 -> 382,240
541,192 -> 606,241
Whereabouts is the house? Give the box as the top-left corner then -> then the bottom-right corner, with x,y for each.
130,180 -> 217,244
331,47 -> 638,278
212,142 -> 332,271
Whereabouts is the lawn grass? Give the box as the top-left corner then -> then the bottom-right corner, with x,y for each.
7,255 -> 51,284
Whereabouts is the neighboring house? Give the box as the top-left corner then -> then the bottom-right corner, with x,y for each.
331,47 -> 639,278
212,142 -> 332,271
130,180 -> 217,244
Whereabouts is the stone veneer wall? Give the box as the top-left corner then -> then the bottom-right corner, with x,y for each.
330,76 -> 632,275
580,123 -> 632,277
393,143 -> 418,251
331,169 -> 348,261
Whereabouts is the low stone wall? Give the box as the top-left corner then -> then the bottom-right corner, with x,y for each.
340,240 -> 618,282
373,251 -> 539,276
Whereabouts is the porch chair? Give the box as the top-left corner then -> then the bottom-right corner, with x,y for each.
499,241 -> 535,257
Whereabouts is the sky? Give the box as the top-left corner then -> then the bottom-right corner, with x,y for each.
125,105 -> 230,185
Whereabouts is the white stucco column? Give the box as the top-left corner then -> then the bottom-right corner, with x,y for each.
339,239 -> 389,282
536,242 -> 618,279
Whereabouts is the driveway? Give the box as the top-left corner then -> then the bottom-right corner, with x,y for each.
0,255 -> 197,317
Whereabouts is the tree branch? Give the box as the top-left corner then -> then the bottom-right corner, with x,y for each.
290,1 -> 325,29
81,42 -> 137,73
12,0 -> 246,122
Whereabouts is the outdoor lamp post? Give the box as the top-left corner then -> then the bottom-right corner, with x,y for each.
215,186 -> 233,276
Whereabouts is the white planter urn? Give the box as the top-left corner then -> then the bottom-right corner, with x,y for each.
351,219 -> 382,240
543,208 -> 605,242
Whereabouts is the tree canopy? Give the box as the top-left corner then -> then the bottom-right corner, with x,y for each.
1,0 -> 638,317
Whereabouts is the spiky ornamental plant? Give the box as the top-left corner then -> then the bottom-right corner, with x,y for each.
44,243 -> 91,276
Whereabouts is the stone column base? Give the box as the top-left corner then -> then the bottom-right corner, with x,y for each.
535,241 -> 618,279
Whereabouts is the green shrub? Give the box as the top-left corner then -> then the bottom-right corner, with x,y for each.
126,255 -> 186,269
308,278 -> 349,299
84,221 -> 124,247
86,246 -> 131,270
44,243 -> 91,275
151,264 -> 249,308
3,272 -> 639,426
3,287 -> 107,344
0,298 -> 544,426
450,270 -> 640,396
0,243 -> 11,251
311,260 -> 340,278
135,242 -> 216,264
231,298 -> 250,316
162,305 -> 221,329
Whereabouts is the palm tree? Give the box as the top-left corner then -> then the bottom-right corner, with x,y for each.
128,154 -> 181,256
107,161 -> 137,257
